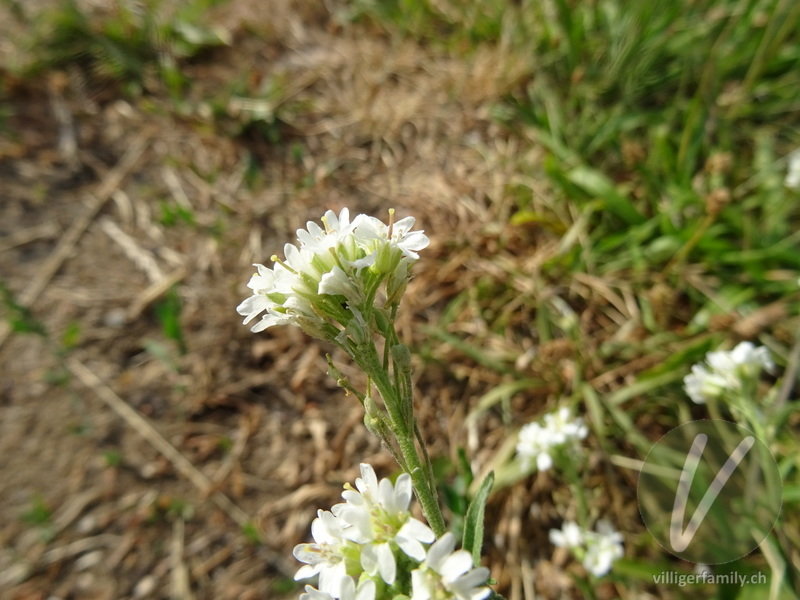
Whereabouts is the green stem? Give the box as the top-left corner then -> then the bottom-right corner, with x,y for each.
357,342 -> 447,537
414,421 -> 437,502
561,449 -> 589,530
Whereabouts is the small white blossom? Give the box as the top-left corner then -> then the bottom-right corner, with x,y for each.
411,533 -> 491,600
543,407 -> 589,444
582,520 -> 624,577
293,510 -> 352,597
549,521 -> 584,549
319,266 -> 365,305
238,209 -> 427,337
516,422 -> 555,471
355,215 -> 430,260
516,407 -> 588,471
299,576 -> 376,600
334,464 -> 435,585
683,364 -> 729,404
684,341 -> 774,404
549,519 -> 623,578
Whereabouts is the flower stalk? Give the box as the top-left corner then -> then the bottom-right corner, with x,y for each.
237,208 -> 446,536
237,208 -> 499,599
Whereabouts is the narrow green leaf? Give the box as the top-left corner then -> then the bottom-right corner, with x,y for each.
782,486 -> 800,504
566,165 -> 645,225
462,471 -> 494,565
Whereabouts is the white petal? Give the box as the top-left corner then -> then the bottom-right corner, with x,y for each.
411,569 -> 433,600
358,464 -> 378,497
355,578 -> 376,600
339,575 -> 356,599
354,217 -> 385,241
396,534 -> 426,561
361,544 -> 379,576
378,477 -> 396,511
392,216 -> 416,236
237,295 -> 269,320
338,507 -> 372,543
251,315 -> 278,332
440,549 -> 472,581
536,452 -> 553,471
294,563 -> 321,581
394,473 -> 413,511
341,489 -> 366,507
549,529 -> 565,547
299,585 -> 334,600
467,587 -> 492,600
377,542 -> 397,584
426,533 -> 455,571
318,562 -> 347,596
400,518 -> 435,543
454,566 -> 490,590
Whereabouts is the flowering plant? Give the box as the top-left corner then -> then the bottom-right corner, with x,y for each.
549,519 -> 624,577
683,341 -> 774,405
238,209 -> 499,599
683,341 -> 781,446
516,407 -> 588,472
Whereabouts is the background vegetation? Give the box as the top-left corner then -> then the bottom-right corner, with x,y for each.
1,0 -> 798,598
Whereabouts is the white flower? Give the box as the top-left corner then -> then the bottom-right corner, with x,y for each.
549,521 -> 584,548
726,341 -> 775,376
683,341 -> 775,404
582,520 -> 624,577
238,209 -> 427,336
549,519 -> 624,578
354,215 -> 430,260
411,533 -> 491,600
334,464 -> 435,585
293,510 -> 351,597
319,266 -> 364,305
296,208 -> 358,252
683,364 -> 729,404
543,407 -> 588,444
299,576 -> 376,600
516,407 -> 587,471
516,422 -> 555,471
236,260 -> 323,334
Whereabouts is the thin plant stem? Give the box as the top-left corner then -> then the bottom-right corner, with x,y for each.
357,341 -> 447,537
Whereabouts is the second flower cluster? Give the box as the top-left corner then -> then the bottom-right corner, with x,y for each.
294,464 -> 491,600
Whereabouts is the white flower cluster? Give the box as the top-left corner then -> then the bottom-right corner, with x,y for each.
293,464 -> 491,600
237,208 -> 429,339
516,407 -> 588,471
549,519 -> 624,577
683,341 -> 775,404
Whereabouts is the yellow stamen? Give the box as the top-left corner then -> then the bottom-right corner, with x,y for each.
387,208 -> 395,238
271,254 -> 297,274
321,215 -> 331,234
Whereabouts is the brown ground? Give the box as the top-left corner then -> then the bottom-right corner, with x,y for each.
0,2 -> 645,599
